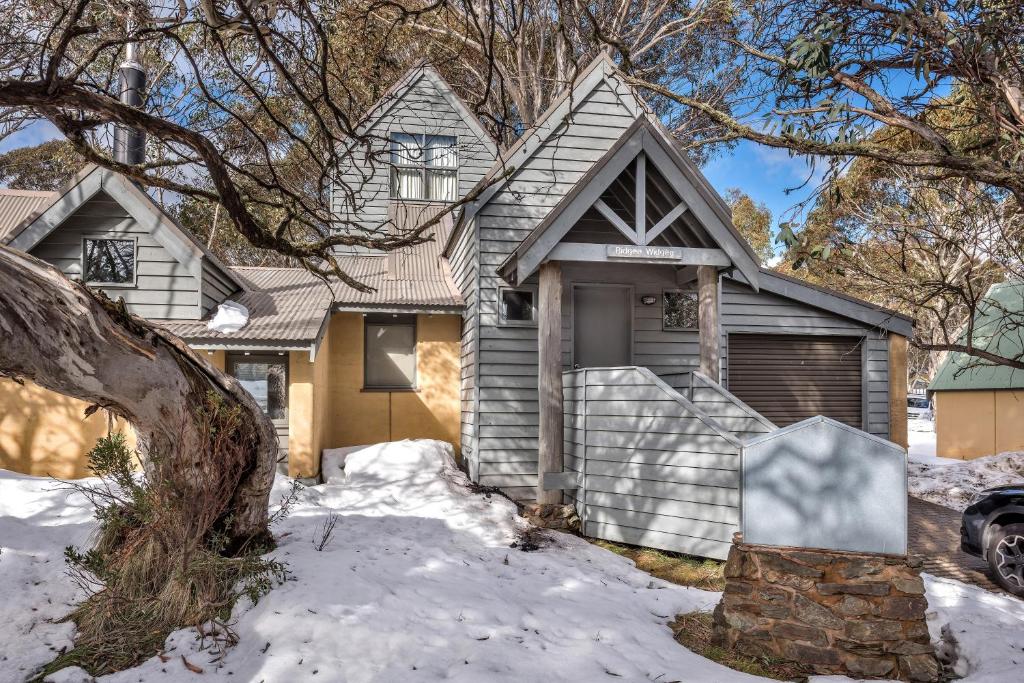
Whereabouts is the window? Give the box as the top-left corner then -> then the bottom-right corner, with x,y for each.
83,237 -> 135,285
390,133 -> 458,201
227,354 -> 288,420
663,289 -> 699,330
364,314 -> 417,389
498,286 -> 537,327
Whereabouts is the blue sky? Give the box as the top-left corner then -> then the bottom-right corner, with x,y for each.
703,141 -> 828,261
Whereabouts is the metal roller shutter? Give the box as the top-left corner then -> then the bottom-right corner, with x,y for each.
727,334 -> 863,428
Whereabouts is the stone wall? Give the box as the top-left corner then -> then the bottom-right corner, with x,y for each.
712,540 -> 939,681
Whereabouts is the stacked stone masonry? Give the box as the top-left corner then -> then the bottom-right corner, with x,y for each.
712,541 -> 940,682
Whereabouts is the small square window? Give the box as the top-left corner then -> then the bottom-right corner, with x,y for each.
663,290 -> 699,330
83,237 -> 135,285
499,287 -> 536,326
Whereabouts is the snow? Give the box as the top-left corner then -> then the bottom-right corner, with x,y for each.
905,417 -> 1023,511
923,574 -> 1024,682
909,450 -> 1024,511
907,418 -> 938,460
206,301 -> 249,333
4,439 -> 1021,683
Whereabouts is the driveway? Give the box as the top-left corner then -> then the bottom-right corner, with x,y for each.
908,495 -> 1004,594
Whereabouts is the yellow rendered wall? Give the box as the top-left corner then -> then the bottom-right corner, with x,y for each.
325,313 -> 461,459
933,389 -> 1024,459
0,378 -> 133,478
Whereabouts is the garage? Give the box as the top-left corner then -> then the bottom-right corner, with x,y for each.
727,334 -> 863,428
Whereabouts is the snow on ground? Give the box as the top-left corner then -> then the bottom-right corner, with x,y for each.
923,574 -> 1024,682
2,440 -> 740,683
909,450 -> 1024,511
905,417 -> 1024,511
0,471 -> 94,681
4,439 -> 1022,683
907,418 -> 938,460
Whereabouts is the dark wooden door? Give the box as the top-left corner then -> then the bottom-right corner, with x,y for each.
727,334 -> 863,428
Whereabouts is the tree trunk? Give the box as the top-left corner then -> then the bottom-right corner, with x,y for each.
0,246 -> 277,545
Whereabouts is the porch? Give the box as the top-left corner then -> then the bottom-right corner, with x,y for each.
494,119 -> 908,560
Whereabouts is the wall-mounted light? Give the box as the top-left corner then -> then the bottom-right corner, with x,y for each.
640,295 -> 658,306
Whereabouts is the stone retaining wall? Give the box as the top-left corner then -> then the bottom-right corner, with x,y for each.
711,540 -> 939,681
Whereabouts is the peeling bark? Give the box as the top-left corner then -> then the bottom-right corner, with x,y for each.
0,246 -> 277,545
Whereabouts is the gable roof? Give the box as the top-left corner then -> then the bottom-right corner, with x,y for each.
444,53 -> 646,257
930,281 -> 1024,391
2,164 -> 244,293
739,268 -> 914,337
0,189 -> 55,241
355,61 -> 497,152
497,116 -> 762,288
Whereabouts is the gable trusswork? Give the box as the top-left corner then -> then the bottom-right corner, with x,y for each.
498,117 -> 761,288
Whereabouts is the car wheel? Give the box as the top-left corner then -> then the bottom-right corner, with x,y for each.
988,523 -> 1024,596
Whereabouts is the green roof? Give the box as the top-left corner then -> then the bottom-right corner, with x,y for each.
930,281 -> 1024,391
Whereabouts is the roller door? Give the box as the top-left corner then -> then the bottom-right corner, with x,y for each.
727,334 -> 863,428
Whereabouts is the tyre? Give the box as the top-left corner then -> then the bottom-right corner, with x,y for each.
987,523 -> 1024,597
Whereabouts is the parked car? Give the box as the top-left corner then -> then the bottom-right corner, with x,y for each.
961,485 -> 1024,596
907,395 -> 932,420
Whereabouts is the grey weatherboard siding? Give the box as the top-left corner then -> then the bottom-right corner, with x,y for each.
29,190 -> 222,320
332,67 -> 497,255
564,367 -> 743,560
467,72 -> 646,499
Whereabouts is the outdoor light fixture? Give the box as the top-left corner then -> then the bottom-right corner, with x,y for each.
640,295 -> 657,306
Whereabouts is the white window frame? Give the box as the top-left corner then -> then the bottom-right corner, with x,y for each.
497,285 -> 538,328
389,133 -> 460,202
662,288 -> 699,331
81,235 -> 138,288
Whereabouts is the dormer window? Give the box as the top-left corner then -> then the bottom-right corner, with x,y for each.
83,236 -> 136,286
390,133 -> 458,201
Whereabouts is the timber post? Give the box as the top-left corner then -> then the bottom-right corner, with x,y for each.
537,260 -> 564,505
698,265 -> 720,380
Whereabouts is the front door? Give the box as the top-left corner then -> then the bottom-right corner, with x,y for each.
573,285 -> 632,368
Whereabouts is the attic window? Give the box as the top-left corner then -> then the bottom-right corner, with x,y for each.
83,237 -> 136,285
390,133 -> 458,201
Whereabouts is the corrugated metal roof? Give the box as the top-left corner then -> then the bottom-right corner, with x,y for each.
930,281 -> 1024,391
0,189 -> 55,241
157,268 -> 335,344
158,209 -> 462,345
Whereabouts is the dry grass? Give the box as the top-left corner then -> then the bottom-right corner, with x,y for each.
670,612 -> 811,682
588,538 -> 726,591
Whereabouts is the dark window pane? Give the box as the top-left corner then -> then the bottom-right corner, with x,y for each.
365,317 -> 416,388
232,361 -> 287,419
84,238 -> 134,284
664,290 -> 698,330
501,289 -> 534,323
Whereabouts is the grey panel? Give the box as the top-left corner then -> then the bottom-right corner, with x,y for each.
742,417 -> 907,554
563,366 -> 741,559
573,285 -> 631,368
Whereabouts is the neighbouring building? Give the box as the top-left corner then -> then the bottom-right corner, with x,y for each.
1,56 -> 912,557
930,281 -> 1024,459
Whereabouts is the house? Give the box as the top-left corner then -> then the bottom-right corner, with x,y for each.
0,56 -> 912,556
930,281 -> 1024,459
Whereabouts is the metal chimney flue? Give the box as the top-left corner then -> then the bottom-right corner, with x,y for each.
113,50 -> 146,166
